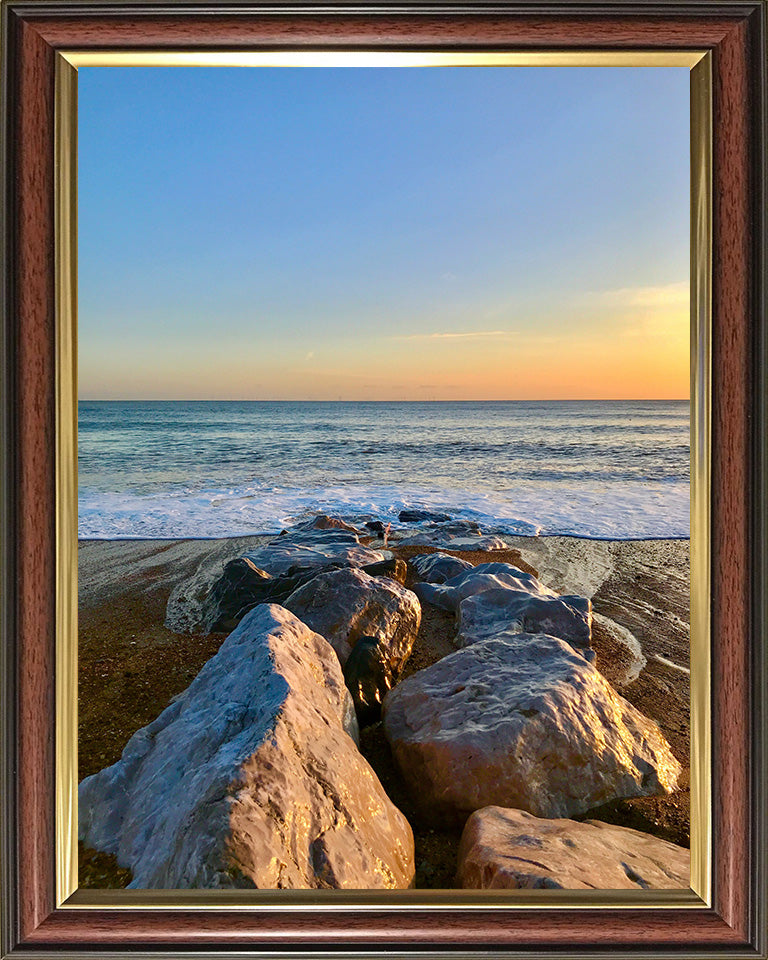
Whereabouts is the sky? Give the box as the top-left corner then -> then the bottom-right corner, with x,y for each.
78,66 -> 690,400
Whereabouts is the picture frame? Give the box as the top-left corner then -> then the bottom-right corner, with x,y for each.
1,1 -> 766,956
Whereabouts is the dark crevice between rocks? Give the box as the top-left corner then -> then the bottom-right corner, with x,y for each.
352,551 -> 473,888
573,791 -> 691,849
358,721 -> 463,890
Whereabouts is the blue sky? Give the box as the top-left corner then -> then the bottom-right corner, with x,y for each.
78,66 -> 690,400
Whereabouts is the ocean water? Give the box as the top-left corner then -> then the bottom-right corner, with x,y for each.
78,400 -> 690,541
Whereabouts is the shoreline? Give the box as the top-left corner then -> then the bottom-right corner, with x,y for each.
78,533 -> 692,544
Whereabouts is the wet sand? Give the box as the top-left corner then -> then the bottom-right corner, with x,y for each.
78,535 -> 690,889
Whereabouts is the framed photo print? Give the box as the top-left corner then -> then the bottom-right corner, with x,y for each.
1,2 -> 766,957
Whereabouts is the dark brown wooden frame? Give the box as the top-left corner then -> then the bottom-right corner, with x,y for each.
1,2 -> 766,956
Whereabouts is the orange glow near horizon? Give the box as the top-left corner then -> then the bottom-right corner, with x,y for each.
79,282 -> 690,401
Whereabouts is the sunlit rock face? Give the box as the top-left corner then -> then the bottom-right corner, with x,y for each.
285,566 -> 421,670
457,806 -> 689,890
412,559 -> 594,659
79,604 -> 414,889
382,632 -> 681,825
293,514 -> 362,534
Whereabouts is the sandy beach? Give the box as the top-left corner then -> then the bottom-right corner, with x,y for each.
78,533 -> 690,889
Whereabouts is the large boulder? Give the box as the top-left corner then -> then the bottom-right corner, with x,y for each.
79,604 -> 414,889
284,567 -> 421,669
408,552 -> 473,584
199,558 -> 312,634
456,588 -> 593,658
414,563 -> 553,613
382,632 -> 681,824
200,556 -> 407,635
457,806 -> 689,890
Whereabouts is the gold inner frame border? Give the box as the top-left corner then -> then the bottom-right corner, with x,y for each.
54,49 -> 712,911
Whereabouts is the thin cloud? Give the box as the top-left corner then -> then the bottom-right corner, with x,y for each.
391,330 -> 518,342
596,281 -> 689,308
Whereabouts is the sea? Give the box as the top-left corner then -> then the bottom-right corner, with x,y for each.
77,400 -> 690,541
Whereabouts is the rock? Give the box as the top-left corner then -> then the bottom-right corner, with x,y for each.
399,533 -> 508,551
200,554 -> 406,635
396,519 -> 494,549
198,557 -> 273,633
382,632 -> 681,824
293,514 -> 361,534
199,559 -> 402,637
412,561 -> 593,658
396,516 -> 538,539
199,560 -> 325,634
362,557 -> 407,585
450,536 -> 507,551
409,552 -> 474,584
457,806 -> 689,889
365,520 -> 387,535
343,636 -> 397,727
241,538 -> 386,578
285,567 -> 421,669
434,519 -> 481,535
79,604 -> 414,889
399,509 -> 452,523
456,588 -> 593,657
411,554 -> 595,661
414,562 -> 553,613
276,528 -> 360,546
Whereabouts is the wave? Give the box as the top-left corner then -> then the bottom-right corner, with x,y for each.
78,479 -> 690,541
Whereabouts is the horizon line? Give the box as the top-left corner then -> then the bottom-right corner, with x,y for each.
78,396 -> 691,403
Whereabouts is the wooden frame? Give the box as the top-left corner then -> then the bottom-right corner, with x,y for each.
1,1 -> 766,956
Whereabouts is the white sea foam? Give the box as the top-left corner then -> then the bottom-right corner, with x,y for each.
78,479 -> 690,541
